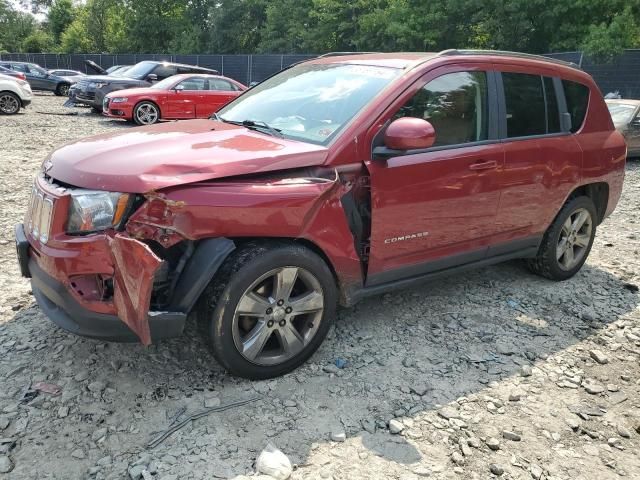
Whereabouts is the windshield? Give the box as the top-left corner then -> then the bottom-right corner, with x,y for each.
109,66 -> 131,77
218,63 -> 401,145
121,61 -> 156,80
607,103 -> 637,124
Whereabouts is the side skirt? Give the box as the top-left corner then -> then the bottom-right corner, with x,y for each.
350,244 -> 539,305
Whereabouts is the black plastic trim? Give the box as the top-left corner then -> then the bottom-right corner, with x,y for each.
15,223 -> 30,278
29,258 -> 185,342
353,242 -> 541,304
169,237 -> 236,312
364,235 -> 542,289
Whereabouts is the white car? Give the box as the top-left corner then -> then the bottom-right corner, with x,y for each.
0,73 -> 32,114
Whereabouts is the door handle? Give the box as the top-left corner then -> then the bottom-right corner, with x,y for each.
469,160 -> 498,171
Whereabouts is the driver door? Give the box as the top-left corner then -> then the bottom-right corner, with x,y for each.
165,77 -> 206,118
365,65 -> 505,285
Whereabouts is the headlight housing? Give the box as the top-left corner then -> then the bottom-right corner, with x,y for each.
110,97 -> 128,103
66,191 -> 131,234
89,82 -> 107,89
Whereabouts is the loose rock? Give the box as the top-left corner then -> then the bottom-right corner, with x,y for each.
256,444 -> 292,480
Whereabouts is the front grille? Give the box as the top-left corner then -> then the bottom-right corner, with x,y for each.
26,184 -> 55,244
77,92 -> 95,101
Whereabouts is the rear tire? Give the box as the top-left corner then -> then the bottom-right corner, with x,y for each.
197,242 -> 337,379
0,91 -> 20,114
527,196 -> 597,280
55,83 -> 70,96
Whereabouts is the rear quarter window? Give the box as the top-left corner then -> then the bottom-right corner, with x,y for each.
562,80 -> 590,133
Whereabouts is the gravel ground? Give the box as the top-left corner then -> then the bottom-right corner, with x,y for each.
1,94 -> 639,480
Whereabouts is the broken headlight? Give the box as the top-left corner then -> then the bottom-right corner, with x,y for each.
66,191 -> 131,234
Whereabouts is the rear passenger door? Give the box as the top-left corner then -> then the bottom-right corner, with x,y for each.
491,67 -> 582,253
196,78 -> 239,117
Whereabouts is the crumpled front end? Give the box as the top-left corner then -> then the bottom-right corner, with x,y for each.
16,174 -> 185,344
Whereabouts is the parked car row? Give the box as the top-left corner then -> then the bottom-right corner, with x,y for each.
0,61 -> 76,96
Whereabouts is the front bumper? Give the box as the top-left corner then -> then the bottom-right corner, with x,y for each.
15,223 -> 186,343
66,86 -> 102,109
21,99 -> 32,107
102,97 -> 133,120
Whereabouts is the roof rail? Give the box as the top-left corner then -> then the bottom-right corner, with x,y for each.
316,51 -> 379,58
438,49 -> 582,70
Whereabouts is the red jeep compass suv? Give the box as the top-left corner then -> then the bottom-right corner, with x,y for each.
16,51 -> 626,379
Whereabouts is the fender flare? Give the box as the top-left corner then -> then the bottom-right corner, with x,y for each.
168,237 -> 235,313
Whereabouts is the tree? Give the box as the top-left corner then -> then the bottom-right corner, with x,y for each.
22,29 -> 54,52
0,1 -> 37,52
59,7 -> 93,52
48,0 -> 75,43
582,7 -> 640,60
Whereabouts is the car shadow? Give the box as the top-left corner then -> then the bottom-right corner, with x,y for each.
1,260 -> 638,478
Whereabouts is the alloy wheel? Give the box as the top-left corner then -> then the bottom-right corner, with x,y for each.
59,84 -> 70,96
0,94 -> 19,114
135,103 -> 159,124
232,266 -> 324,366
556,207 -> 593,271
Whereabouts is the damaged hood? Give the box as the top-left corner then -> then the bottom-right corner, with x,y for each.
44,120 -> 330,192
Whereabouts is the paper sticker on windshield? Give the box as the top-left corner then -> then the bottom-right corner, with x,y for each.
347,65 -> 396,79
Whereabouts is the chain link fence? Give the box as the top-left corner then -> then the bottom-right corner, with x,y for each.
0,53 -> 315,85
3,51 -> 640,98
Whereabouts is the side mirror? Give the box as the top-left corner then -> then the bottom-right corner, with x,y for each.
146,73 -> 158,82
174,84 -> 185,91
384,117 -> 436,151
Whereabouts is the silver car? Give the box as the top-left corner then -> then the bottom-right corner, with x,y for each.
606,99 -> 640,158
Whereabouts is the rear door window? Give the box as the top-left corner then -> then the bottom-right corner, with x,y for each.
562,80 -> 590,133
503,73 -> 546,137
209,79 -> 236,91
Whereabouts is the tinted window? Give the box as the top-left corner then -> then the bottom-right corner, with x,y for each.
563,80 -> 590,133
544,77 -> 560,133
503,73 -> 546,137
152,64 -> 177,80
394,71 -> 488,147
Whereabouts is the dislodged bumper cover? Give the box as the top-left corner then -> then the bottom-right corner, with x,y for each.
109,233 -> 163,345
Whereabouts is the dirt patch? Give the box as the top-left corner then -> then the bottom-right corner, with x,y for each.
1,94 -> 639,479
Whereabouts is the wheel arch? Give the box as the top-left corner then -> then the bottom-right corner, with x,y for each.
168,236 -> 351,315
133,98 -> 163,119
567,182 -> 609,224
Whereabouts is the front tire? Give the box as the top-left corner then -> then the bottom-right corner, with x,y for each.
527,196 -> 597,280
0,92 -> 20,114
198,242 -> 337,379
133,101 -> 160,125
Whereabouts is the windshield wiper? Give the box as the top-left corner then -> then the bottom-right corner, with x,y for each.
210,115 -> 284,138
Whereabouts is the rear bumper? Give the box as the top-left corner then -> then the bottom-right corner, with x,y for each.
15,223 -> 186,343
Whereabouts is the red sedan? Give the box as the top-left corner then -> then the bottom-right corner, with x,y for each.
103,74 -> 246,125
